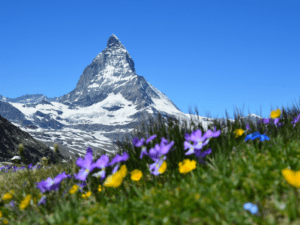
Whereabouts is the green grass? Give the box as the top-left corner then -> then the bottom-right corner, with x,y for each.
1,99 -> 300,224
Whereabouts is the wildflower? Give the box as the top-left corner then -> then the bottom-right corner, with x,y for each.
184,127 -> 220,164
243,202 -> 259,215
2,190 -> 14,201
38,196 -> 47,206
69,184 -> 79,194
91,167 -> 107,181
118,164 -> 128,177
270,108 -> 281,119
98,185 -> 105,192
77,182 -> 87,192
234,128 -> 245,138
36,171 -> 72,193
75,148 -> 112,182
158,161 -> 167,174
7,200 -> 15,209
193,148 -> 212,165
246,124 -> 251,131
106,152 -> 129,175
257,108 -> 300,132
74,147 -> 129,185
184,129 -> 210,149
132,135 -> 157,159
19,194 -> 31,210
103,164 -> 127,188
146,137 -> 174,175
282,168 -> 300,188
82,191 -> 92,199
291,114 -> 300,127
256,109 -> 284,130
183,141 -> 198,156
244,132 -> 270,142
178,159 -> 197,174
131,169 -> 143,181
68,183 -> 87,194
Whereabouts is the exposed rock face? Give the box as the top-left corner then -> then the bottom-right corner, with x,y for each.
58,34 -> 180,112
0,114 -> 69,165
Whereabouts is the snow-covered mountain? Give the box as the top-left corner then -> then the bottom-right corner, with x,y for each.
0,34 -> 264,161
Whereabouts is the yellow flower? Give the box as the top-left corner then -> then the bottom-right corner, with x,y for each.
270,108 -> 281,119
158,161 -> 167,174
98,185 -> 105,192
3,219 -> 8,224
103,172 -> 124,188
234,128 -> 245,138
119,164 -> 128,178
69,184 -> 79,194
178,159 -> 197,174
282,168 -> 300,188
195,194 -> 201,200
82,191 -> 92,199
2,190 -> 14,201
19,194 -> 31,210
0,211 -> 2,218
103,165 -> 128,188
131,169 -> 143,181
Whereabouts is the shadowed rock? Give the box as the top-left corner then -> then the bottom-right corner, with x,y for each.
0,114 -> 70,166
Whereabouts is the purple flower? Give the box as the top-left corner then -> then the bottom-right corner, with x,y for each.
148,138 -> 174,162
183,127 -> 221,164
76,182 -> 87,192
132,135 -> 157,159
6,200 -> 15,209
73,147 -> 129,183
145,137 -> 174,175
36,172 -> 72,193
292,114 -> 300,127
73,147 -> 111,181
38,196 -> 47,206
186,127 -> 221,148
246,124 -> 251,131
194,149 -> 212,164
91,155 -> 110,181
106,152 -> 129,174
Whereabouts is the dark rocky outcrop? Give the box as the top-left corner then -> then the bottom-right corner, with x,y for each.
0,114 -> 69,166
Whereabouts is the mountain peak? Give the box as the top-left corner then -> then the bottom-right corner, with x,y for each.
59,34 -> 182,114
107,34 -> 123,48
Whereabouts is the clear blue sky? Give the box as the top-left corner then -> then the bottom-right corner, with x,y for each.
1,0 -> 300,120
